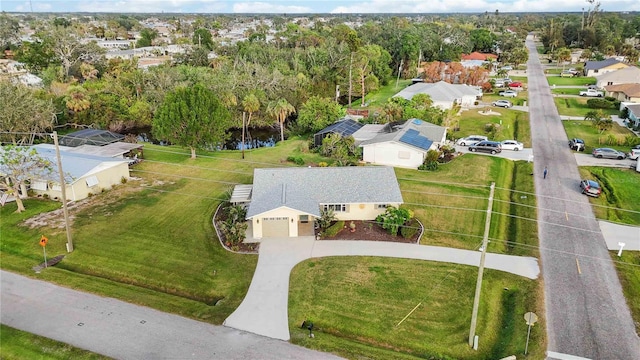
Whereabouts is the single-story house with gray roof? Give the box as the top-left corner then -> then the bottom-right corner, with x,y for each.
244,166 -> 403,240
0,144 -> 131,202
583,58 -> 629,77
359,119 -> 447,169
393,81 -> 482,110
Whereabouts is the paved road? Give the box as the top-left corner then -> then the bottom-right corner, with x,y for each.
224,238 -> 540,341
0,270 -> 342,360
525,36 -> 640,359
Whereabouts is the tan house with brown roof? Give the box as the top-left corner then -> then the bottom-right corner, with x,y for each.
595,66 -> 640,88
604,83 -> 640,103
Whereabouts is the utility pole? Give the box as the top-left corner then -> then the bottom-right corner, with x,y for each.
416,49 -> 422,78
395,59 -> 404,89
468,182 -> 495,348
52,132 -> 74,253
241,112 -> 246,159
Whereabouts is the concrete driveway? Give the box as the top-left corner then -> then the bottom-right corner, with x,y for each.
224,238 -> 540,341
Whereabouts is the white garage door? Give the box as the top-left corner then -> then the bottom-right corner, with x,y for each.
262,217 -> 289,238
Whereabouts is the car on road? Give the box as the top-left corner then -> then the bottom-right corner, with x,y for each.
500,140 -> 524,151
568,138 -> 585,151
628,148 -> 640,160
468,140 -> 502,154
592,148 -> 626,160
499,90 -> 518,98
580,179 -> 602,197
456,135 -> 488,146
492,100 -> 513,108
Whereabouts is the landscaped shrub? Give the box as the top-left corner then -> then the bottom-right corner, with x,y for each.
286,155 -> 305,165
587,98 -> 614,109
400,219 -> 419,239
620,107 -> 629,120
323,221 -> 344,237
376,206 -> 414,236
316,209 -> 336,230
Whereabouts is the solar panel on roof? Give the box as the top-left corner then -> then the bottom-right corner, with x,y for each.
399,129 -> 433,150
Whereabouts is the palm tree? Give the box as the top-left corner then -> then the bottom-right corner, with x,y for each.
267,99 -> 296,142
585,110 -> 612,133
242,94 -> 261,128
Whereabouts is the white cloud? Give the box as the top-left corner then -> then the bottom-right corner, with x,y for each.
232,2 -> 312,13
75,0 -> 228,13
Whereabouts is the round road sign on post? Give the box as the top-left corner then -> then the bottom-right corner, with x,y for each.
524,312 -> 538,355
39,235 -> 48,247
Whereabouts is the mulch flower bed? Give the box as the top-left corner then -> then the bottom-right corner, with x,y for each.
320,221 -> 420,243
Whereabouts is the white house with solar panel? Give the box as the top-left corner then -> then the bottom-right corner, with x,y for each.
235,167 -> 403,240
358,119 -> 447,169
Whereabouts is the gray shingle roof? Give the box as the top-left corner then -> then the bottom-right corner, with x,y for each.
246,166 -> 403,218
584,58 -> 624,71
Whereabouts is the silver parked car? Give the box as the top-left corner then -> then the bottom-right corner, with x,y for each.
456,135 -> 488,146
592,148 -> 626,160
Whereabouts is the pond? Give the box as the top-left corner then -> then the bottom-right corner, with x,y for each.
124,127 -> 280,150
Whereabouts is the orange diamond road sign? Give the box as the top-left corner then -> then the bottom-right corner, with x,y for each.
39,235 -> 48,247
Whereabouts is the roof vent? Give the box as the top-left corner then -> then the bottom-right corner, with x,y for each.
412,119 -> 423,125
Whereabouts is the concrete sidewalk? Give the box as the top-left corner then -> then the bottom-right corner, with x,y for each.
224,238 -> 540,341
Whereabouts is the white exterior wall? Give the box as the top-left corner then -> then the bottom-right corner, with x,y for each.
33,162 -> 130,201
459,95 -> 478,107
432,100 -> 454,110
362,142 -> 426,169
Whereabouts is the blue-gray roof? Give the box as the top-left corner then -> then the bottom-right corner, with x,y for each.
246,166 -> 403,218
584,58 -> 623,71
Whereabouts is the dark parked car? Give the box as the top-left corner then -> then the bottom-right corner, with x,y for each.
569,138 -> 585,151
592,148 -> 626,160
580,179 -> 601,197
469,141 -> 502,154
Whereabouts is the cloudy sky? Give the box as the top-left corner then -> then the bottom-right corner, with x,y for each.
2,0 -> 639,13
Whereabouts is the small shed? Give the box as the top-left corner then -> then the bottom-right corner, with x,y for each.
59,129 -> 125,147
313,118 -> 364,147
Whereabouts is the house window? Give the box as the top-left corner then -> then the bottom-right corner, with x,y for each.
31,181 -> 48,191
607,82 -> 613,85
377,204 -> 389,209
300,215 -> 309,223
594,69 -> 599,73
323,204 -> 346,212
86,176 -> 99,187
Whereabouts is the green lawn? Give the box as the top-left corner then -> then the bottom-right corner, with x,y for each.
289,258 -> 543,360
578,167 -> 640,225
356,79 -> 413,108
547,76 -> 596,86
554,97 -> 619,117
0,139 -> 327,324
551,88 -> 582,96
0,324 -> 109,360
614,251 -> 640,334
452,109 -> 531,146
563,120 -> 637,152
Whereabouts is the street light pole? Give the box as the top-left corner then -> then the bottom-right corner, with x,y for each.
468,182 -> 495,348
53,131 -> 74,252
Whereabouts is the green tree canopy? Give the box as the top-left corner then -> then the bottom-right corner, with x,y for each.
0,81 -> 56,145
469,28 -> 496,53
137,28 -> 159,48
296,96 -> 345,133
193,28 -> 214,50
0,146 -> 54,213
152,84 -> 231,159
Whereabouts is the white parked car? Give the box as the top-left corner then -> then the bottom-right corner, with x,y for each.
500,140 -> 524,151
628,148 -> 640,160
456,135 -> 488,146
499,90 -> 518,98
